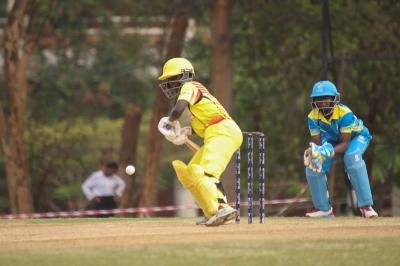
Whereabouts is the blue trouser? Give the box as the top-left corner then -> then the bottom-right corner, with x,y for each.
306,134 -> 374,210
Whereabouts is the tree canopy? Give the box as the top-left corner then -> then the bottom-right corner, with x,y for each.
0,0 -> 399,215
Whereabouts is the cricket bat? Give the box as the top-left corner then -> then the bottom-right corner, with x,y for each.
185,140 -> 200,152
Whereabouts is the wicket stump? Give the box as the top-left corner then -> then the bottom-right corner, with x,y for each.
235,132 -> 265,224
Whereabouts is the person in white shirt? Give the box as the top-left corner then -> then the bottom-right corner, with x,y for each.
82,162 -> 126,217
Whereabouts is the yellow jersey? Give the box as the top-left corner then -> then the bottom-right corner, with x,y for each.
177,81 -> 231,138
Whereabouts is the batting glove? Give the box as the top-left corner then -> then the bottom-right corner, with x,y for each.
158,117 -> 179,138
171,127 -> 192,145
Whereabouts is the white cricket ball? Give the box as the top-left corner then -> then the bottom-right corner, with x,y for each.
125,165 -> 136,175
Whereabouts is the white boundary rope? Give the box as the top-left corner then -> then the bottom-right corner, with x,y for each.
0,198 -> 312,220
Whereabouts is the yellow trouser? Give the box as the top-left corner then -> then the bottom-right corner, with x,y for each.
189,119 -> 243,179
173,119 -> 242,218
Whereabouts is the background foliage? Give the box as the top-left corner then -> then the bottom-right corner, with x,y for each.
0,0 -> 399,214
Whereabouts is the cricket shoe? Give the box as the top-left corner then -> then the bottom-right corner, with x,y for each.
196,217 -> 208,225
205,206 -> 237,227
360,206 -> 378,218
223,219 -> 233,225
306,207 -> 334,218
196,217 -> 233,226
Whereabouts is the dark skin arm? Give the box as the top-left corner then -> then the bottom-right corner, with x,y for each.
311,132 -> 351,155
168,99 -> 197,136
168,99 -> 188,121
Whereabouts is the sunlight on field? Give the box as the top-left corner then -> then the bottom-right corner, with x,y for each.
0,217 -> 399,266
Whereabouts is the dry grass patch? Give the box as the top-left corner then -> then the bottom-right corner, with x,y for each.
0,217 -> 399,266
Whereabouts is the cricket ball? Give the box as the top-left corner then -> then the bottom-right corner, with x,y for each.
125,165 -> 136,175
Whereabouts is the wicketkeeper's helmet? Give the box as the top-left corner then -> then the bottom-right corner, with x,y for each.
310,81 -> 340,116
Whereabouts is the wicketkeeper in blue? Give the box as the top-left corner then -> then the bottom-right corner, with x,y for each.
303,80 -> 378,218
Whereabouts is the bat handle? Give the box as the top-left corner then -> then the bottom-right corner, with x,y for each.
166,124 -> 172,130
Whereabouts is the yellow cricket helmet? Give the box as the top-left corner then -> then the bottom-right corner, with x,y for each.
158,58 -> 195,81
158,58 -> 195,99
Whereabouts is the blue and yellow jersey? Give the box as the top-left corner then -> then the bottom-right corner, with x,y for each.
307,103 -> 372,145
177,81 -> 231,138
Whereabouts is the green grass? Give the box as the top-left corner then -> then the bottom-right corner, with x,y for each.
1,217 -> 399,266
1,237 -> 398,266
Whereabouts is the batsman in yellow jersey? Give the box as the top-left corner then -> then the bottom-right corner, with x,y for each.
157,58 -> 243,226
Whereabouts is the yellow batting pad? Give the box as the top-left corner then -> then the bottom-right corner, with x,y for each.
172,160 -> 212,218
172,160 -> 194,188
189,164 -> 221,216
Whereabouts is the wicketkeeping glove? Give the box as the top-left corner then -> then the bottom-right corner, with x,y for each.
303,148 -> 319,172
309,142 -> 335,171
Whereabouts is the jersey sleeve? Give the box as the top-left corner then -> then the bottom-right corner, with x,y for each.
307,116 -> 320,136
114,175 -> 126,197
178,82 -> 202,104
340,112 -> 355,133
81,173 -> 97,200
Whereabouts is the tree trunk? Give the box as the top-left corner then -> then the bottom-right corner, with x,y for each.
118,104 -> 142,209
210,0 -> 235,203
3,141 -> 33,214
211,0 -> 233,111
0,0 -> 34,214
138,11 -> 189,215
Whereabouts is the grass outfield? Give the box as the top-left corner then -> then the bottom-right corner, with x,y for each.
0,217 -> 399,266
